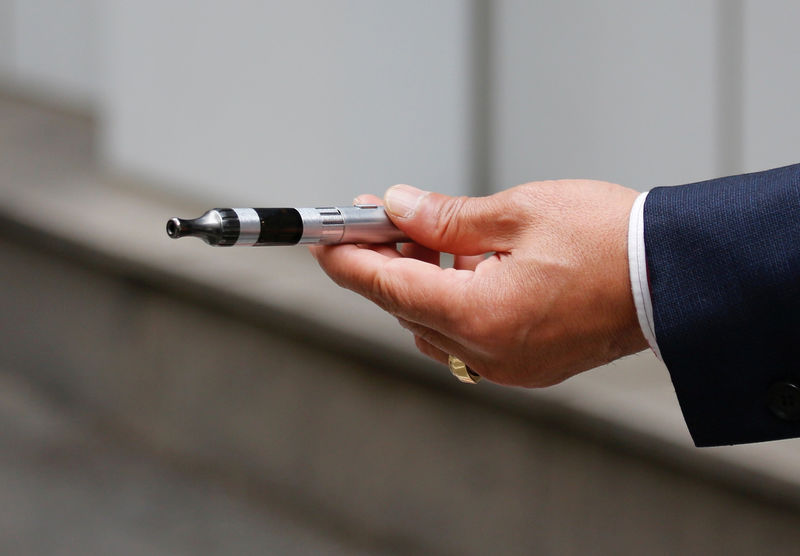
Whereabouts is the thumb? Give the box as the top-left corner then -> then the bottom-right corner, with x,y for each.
384,184 -> 520,254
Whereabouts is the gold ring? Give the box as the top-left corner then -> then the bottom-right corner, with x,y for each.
448,355 -> 481,384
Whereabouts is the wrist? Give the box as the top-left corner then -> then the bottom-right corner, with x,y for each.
610,188 -> 650,358
627,191 -> 661,359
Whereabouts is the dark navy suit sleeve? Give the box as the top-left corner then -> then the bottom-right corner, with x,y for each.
644,163 -> 800,446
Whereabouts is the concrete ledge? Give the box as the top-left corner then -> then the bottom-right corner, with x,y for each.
8,232 -> 800,554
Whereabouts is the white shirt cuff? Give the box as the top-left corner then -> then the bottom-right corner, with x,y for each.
628,191 -> 662,359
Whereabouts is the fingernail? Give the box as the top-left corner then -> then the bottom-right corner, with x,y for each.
385,184 -> 427,218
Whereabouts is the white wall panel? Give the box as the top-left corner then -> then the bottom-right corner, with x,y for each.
12,1 -> 796,201
742,1 -> 800,172
10,0 -> 98,106
492,1 -> 718,192
102,1 -> 472,205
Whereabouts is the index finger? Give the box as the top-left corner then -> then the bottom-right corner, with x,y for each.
354,193 -> 383,206
311,243 -> 473,332
354,193 -> 441,265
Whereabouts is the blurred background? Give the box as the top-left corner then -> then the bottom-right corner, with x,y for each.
2,1 -> 800,554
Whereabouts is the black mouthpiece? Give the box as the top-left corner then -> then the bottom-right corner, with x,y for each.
165,209 -> 239,245
166,217 -> 185,238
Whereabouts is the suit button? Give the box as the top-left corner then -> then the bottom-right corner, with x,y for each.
768,381 -> 800,421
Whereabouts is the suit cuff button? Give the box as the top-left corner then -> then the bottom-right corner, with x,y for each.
768,381 -> 800,421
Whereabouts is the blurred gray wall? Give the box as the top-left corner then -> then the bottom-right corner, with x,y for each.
491,1 -> 719,191
743,2 -> 800,172
0,0 -> 99,109
100,0 -> 475,205
1,0 -> 799,198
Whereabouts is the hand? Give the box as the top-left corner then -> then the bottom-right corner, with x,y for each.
310,180 -> 648,387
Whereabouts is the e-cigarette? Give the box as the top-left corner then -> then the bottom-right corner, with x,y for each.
166,205 -> 408,246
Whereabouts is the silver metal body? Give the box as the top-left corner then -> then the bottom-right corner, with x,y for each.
232,208 -> 262,245
167,205 -> 408,246
295,205 -> 407,244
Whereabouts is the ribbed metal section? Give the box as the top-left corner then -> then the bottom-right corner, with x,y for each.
316,207 -> 345,242
216,208 -> 241,246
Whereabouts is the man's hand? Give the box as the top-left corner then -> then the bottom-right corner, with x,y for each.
310,180 -> 648,387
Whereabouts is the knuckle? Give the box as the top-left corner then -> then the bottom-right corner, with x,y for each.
414,334 -> 444,363
502,186 -> 537,220
505,185 -> 532,206
484,190 -> 526,238
414,334 -> 432,353
434,195 -> 470,245
415,326 -> 439,347
369,264 -> 400,314
507,181 -> 560,214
